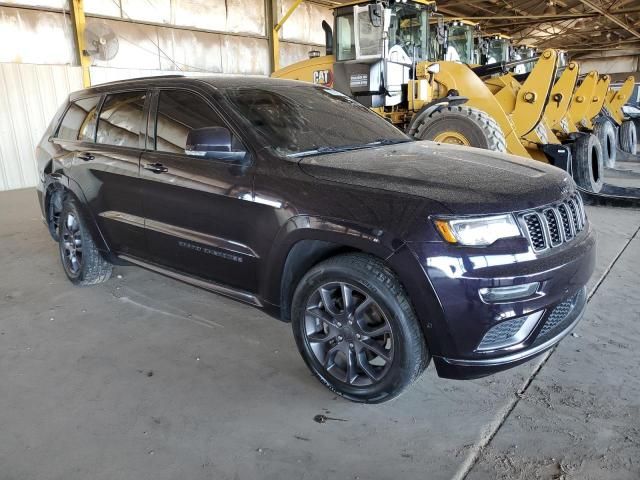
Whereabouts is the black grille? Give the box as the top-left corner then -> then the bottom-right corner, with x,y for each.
544,209 -> 562,246
557,204 -> 573,240
478,316 -> 529,350
524,214 -> 546,250
536,289 -> 584,341
521,194 -> 586,252
568,199 -> 581,230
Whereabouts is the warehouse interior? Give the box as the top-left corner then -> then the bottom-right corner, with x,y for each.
1,0 -> 639,479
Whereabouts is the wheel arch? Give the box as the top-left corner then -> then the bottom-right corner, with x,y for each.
260,215 -> 401,322
43,174 -> 110,253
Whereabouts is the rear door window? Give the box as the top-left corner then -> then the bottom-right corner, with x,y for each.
56,96 -> 101,141
96,91 -> 147,148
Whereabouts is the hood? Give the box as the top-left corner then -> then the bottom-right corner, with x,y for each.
298,141 -> 574,214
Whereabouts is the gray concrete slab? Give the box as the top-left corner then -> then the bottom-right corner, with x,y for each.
466,232 -> 640,480
0,188 -> 638,480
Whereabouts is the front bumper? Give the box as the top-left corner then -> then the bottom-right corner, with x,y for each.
402,222 -> 596,380
433,286 -> 587,379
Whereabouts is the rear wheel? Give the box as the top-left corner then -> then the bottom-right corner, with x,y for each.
59,198 -> 112,285
411,105 -> 507,153
571,134 -> 603,193
593,118 -> 617,168
46,188 -> 65,242
619,120 -> 637,155
291,253 -> 429,403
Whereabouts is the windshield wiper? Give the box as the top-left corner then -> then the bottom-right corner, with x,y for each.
288,138 -> 410,159
367,138 -> 412,146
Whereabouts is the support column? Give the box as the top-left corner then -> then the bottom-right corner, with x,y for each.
69,0 -> 91,87
267,0 -> 304,74
265,0 -> 277,74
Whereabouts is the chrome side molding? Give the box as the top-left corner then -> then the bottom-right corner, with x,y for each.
99,210 -> 144,227
99,210 -> 258,258
118,254 -> 262,307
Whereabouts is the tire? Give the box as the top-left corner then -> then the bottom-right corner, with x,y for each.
571,134 -> 604,193
58,197 -> 112,285
291,253 -> 429,403
46,188 -> 64,242
593,118 -> 617,168
410,105 -> 507,153
619,120 -> 637,155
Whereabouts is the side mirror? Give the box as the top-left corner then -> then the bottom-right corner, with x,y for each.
186,126 -> 246,162
368,3 -> 383,27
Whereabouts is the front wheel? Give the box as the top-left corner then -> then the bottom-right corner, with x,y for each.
291,253 -> 429,403
571,134 -> 603,194
593,118 -> 617,168
410,105 -> 507,153
619,120 -> 637,155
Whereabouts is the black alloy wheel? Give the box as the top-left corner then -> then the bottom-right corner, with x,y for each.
61,211 -> 83,278
303,281 -> 394,386
292,253 -> 429,403
57,197 -> 112,285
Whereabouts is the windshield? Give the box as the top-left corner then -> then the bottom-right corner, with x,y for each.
336,14 -> 355,61
512,46 -> 537,73
428,22 -> 475,63
388,3 -> 429,62
222,85 -> 409,157
485,38 -> 509,64
445,25 -> 474,63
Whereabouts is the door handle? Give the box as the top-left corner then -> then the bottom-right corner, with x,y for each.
78,153 -> 95,161
144,162 -> 168,174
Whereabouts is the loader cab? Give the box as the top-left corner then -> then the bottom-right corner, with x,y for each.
433,20 -> 477,65
479,35 -> 510,65
511,44 -> 538,74
332,0 -> 433,108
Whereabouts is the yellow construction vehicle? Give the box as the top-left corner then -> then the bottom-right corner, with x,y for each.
273,0 -> 639,204
274,1 -> 541,158
603,76 -> 637,156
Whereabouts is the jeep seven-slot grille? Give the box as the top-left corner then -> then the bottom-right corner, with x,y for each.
524,214 -> 546,250
521,194 -> 586,252
543,209 -> 562,246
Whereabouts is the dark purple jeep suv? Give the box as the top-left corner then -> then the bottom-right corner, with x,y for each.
36,76 -> 595,403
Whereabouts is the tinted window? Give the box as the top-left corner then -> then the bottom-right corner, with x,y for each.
222,86 -> 408,156
56,96 -> 101,141
96,91 -> 146,148
155,89 -> 244,156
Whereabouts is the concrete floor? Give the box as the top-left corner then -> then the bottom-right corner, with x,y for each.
1,187 -> 639,480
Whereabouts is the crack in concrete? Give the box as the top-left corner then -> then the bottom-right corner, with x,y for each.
453,224 -> 640,480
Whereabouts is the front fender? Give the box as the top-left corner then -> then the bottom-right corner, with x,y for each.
260,214 -> 403,311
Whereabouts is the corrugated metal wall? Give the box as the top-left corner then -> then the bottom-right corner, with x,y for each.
0,0 -> 332,191
0,1 -> 330,73
0,63 -> 83,191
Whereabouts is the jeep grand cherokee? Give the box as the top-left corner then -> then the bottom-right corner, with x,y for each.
36,76 -> 595,403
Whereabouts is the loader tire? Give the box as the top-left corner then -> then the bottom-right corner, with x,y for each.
571,134 -> 603,193
594,118 -> 617,168
411,106 -> 507,153
619,120 -> 637,155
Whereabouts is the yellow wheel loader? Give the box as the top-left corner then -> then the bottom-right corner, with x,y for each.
274,1 -> 538,158
603,76 -> 637,156
273,0 -> 640,205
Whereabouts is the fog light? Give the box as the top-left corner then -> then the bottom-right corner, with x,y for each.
479,282 -> 540,303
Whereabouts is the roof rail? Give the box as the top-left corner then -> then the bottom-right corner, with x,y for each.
92,74 -> 186,87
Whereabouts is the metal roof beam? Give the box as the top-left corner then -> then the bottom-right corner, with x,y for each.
575,0 -> 640,40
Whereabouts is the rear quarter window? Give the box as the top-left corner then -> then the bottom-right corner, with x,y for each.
56,96 -> 101,141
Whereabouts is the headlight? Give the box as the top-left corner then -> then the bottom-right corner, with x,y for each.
433,214 -> 521,246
